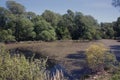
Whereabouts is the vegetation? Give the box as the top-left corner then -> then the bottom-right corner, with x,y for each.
0,1 -> 102,42
5,40 -> 120,80
0,0 -> 120,80
0,44 -> 69,80
0,44 -> 48,80
0,1 -> 119,42
112,0 -> 120,8
86,44 -> 116,72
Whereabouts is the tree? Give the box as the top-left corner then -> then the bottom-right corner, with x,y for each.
56,25 -> 71,40
60,10 -> 75,39
0,29 -> 15,42
42,10 -> 61,27
0,7 -> 16,29
31,15 -> 45,24
112,0 -> 120,7
114,17 -> 120,37
6,1 -> 25,14
74,12 -> 100,40
0,7 -> 8,28
101,23 -> 115,39
34,19 -> 56,41
81,15 -> 100,40
25,12 -> 36,20
34,20 -> 51,34
0,1 -> 105,41
39,30 -> 56,41
15,17 -> 36,41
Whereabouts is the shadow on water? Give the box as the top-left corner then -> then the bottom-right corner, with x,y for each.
110,45 -> 120,61
66,51 -> 92,80
9,48 -> 57,69
49,51 -> 89,80
70,67 -> 92,80
110,45 -> 120,50
66,51 -> 86,59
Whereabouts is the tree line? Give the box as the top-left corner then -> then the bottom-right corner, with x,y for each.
0,1 -> 120,42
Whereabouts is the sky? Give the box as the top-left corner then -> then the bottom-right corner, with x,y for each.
0,0 -> 119,23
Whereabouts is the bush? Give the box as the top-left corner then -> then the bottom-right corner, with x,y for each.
0,44 -> 47,80
86,43 -> 116,72
111,74 -> 120,80
111,63 -> 120,80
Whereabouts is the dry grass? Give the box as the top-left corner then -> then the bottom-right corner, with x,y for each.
6,40 -> 93,59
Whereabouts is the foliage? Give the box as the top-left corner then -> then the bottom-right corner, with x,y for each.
34,19 -> 56,41
15,17 -> 36,41
111,63 -> 120,80
25,12 -> 36,20
56,25 -> 71,40
86,44 -> 116,72
6,1 -> 25,14
0,29 -> 15,42
39,30 -> 56,41
114,17 -> 120,38
0,44 -> 48,80
61,10 -> 75,39
0,1 -> 119,42
111,74 -> 120,80
112,0 -> 120,8
34,20 -> 52,34
101,23 -> 115,39
42,10 -> 61,27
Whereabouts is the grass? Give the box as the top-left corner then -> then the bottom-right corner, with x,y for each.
6,40 -> 93,59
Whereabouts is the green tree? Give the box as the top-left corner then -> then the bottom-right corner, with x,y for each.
114,17 -> 120,38
39,30 -> 56,41
25,11 -> 36,20
0,29 -> 15,42
42,10 -> 61,27
60,10 -> 75,39
31,15 -> 45,24
15,17 -> 36,41
6,1 -> 25,14
101,22 -> 115,39
0,7 -> 16,29
56,25 -> 71,40
34,19 -> 56,41
74,12 -> 100,40
112,0 -> 120,7
34,20 -> 51,34
82,15 -> 99,40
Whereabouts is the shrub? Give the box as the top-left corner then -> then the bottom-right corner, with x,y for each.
0,44 -> 67,80
111,63 -> 120,80
0,44 -> 47,80
111,74 -> 120,80
86,43 -> 116,72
